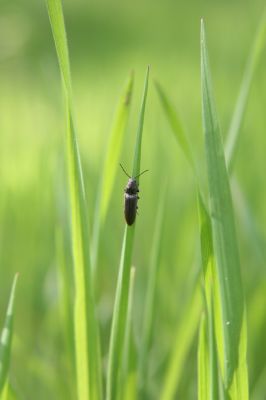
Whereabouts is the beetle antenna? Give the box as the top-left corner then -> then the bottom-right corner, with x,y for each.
135,169 -> 149,179
119,163 -> 131,178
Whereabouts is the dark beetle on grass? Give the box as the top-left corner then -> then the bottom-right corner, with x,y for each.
120,164 -> 148,226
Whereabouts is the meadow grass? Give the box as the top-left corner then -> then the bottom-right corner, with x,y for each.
0,1 -> 266,399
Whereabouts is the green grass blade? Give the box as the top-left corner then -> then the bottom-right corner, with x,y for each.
0,274 -> 19,395
201,19 -> 248,396
106,66 -> 149,400
120,267 -> 137,400
225,10 -> 266,171
161,284 -> 201,400
55,228 -> 75,384
46,1 -> 102,399
92,73 -> 134,270
198,313 -> 210,400
154,81 -> 196,172
138,190 -> 165,395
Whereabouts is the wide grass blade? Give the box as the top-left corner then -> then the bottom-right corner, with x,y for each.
106,66 -> 149,400
225,10 -> 266,171
201,19 -> 248,396
0,274 -> 19,395
46,1 -> 102,399
91,73 -> 134,270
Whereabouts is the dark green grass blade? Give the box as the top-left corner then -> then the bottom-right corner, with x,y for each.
46,1 -> 102,398
91,73 -> 134,270
0,274 -> 19,395
201,19 -> 248,396
225,10 -> 266,172
106,67 -> 149,400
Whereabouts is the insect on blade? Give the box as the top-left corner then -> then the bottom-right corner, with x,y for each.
120,164 -> 148,226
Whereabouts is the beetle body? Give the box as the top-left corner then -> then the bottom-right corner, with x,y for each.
120,164 -> 148,226
124,178 -> 139,226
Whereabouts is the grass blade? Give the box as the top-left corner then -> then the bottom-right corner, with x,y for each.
198,313 -> 209,400
0,274 -> 19,395
138,189 -> 165,395
154,81 -> 196,173
46,1 -> 102,399
161,283 -> 201,400
120,267 -> 137,400
92,73 -> 134,270
201,19 -> 248,396
225,10 -> 266,171
106,66 -> 149,400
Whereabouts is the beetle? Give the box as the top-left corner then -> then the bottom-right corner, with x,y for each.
120,164 -> 148,226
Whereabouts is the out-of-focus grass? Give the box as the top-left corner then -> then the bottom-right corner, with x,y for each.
0,0 -> 266,399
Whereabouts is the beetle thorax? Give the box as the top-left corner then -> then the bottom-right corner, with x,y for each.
125,178 -> 139,194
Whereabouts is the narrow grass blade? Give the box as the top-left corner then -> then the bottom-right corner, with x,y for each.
106,66 -> 149,400
55,228 -> 75,381
155,80 -> 205,400
46,1 -> 102,399
92,73 -> 134,270
154,81 -> 196,173
225,10 -> 266,171
161,283 -> 201,400
120,267 -> 137,400
198,313 -> 209,400
138,189 -> 165,395
0,274 -> 19,395
201,19 -> 248,396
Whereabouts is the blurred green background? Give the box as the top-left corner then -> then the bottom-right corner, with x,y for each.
0,0 -> 266,398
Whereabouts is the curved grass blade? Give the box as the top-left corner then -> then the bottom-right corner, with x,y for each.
155,82 -> 205,399
46,1 -> 102,399
225,10 -> 266,172
106,66 -> 149,400
154,81 -> 196,173
138,189 -> 165,396
201,19 -> 248,396
0,274 -> 19,395
91,72 -> 134,271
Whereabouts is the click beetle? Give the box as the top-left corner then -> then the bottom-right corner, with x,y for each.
120,163 -> 148,226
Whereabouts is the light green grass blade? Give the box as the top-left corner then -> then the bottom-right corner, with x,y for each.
46,1 -> 102,399
225,10 -> 266,171
198,194 -> 220,399
161,284 -> 201,400
106,66 -> 149,400
0,274 -> 19,395
154,81 -> 196,172
92,73 -> 134,270
154,81 -> 204,399
198,313 -> 209,400
138,189 -> 165,395
201,19 -> 248,397
120,267 -> 137,400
